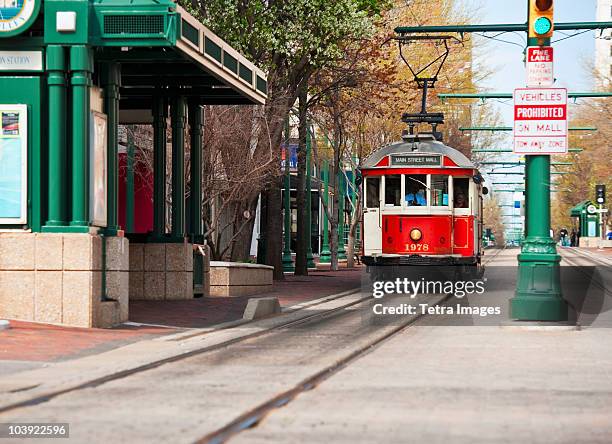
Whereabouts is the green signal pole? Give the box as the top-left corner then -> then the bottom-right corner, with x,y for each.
305,126 -> 316,269
510,7 -> 567,321
282,119 -> 295,273
320,160 -> 332,263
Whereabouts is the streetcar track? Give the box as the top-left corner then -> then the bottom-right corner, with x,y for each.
559,248 -> 612,297
0,250 -> 507,421
197,247 -> 508,444
196,292 -> 453,444
0,291 -> 369,415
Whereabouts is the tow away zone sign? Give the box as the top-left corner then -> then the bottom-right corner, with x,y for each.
513,88 -> 568,155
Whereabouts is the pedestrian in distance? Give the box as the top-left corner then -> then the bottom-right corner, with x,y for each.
559,227 -> 569,247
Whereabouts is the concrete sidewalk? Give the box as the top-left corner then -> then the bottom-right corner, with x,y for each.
0,267 -> 362,376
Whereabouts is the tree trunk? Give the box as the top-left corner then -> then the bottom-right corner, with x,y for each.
265,179 -> 284,279
294,84 -> 308,275
346,193 -> 361,268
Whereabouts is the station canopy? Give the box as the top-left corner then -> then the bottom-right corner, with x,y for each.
89,0 -> 267,121
570,200 -> 593,217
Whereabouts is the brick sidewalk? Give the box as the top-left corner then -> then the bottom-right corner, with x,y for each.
130,267 -> 363,328
0,266 -> 363,366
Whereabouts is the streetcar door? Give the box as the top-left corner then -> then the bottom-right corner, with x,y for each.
363,176 -> 382,254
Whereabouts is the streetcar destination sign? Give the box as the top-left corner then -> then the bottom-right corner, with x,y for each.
513,87 -> 568,155
390,154 -> 441,166
526,46 -> 554,87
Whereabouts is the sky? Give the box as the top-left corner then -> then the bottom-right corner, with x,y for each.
463,0 -> 599,223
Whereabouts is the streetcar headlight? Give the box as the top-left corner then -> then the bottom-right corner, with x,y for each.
410,228 -> 422,241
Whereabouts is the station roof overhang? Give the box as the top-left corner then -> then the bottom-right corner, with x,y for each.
87,1 -> 267,122
570,200 -> 593,217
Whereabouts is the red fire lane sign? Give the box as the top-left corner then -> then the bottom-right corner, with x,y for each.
526,46 -> 553,87
513,88 -> 568,155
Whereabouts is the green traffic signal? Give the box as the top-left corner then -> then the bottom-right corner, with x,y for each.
534,17 -> 552,35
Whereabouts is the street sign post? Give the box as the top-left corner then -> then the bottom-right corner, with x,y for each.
513,87 -> 568,154
526,46 -> 554,86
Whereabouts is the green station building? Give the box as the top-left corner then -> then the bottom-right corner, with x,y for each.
0,0 -> 266,327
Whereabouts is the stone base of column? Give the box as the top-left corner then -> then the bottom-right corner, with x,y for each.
129,241 -> 194,300
306,251 -> 316,269
282,251 -> 295,273
319,249 -> 332,264
0,233 -> 129,328
510,244 -> 567,321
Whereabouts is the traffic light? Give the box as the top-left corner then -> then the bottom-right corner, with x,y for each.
529,0 -> 554,40
596,184 -> 606,205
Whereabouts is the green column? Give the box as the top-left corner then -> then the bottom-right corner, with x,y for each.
282,143 -> 295,272
171,96 -> 186,239
350,156 -> 358,252
510,34 -> 567,322
44,45 -> 67,229
69,46 -> 92,228
305,126 -> 316,269
189,101 -> 203,239
101,63 -> 121,235
153,95 -> 168,237
337,168 -> 347,260
319,160 -> 331,263
126,129 -> 135,233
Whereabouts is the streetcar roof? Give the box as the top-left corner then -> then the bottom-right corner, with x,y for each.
361,133 -> 475,169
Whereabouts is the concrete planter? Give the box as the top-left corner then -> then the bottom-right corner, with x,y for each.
209,261 -> 273,297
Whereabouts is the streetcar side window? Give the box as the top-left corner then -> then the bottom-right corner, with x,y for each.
365,177 -> 380,208
404,174 -> 427,206
384,175 -> 401,207
453,178 -> 470,208
431,175 -> 449,206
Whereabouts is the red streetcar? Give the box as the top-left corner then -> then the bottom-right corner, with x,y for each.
360,132 -> 487,276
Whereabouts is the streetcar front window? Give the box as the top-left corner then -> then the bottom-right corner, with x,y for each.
431,175 -> 449,206
384,175 -> 401,207
365,177 -> 380,208
453,177 -> 470,208
404,174 -> 427,206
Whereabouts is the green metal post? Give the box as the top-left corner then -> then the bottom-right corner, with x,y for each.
319,160 -> 331,263
101,62 -> 121,234
69,46 -> 92,228
153,94 -> 168,237
189,101 -> 204,239
510,26 -> 567,321
44,45 -> 67,228
282,120 -> 295,272
126,128 -> 135,233
305,126 -> 316,269
337,168 -> 347,260
351,156 -> 358,256
171,96 -> 186,239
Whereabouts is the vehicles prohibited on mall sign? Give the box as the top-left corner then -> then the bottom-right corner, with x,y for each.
513,87 -> 567,155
